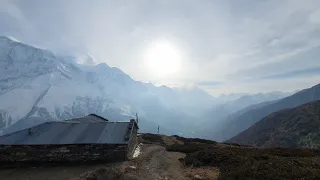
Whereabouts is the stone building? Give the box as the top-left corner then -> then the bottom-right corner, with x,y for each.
0,114 -> 139,164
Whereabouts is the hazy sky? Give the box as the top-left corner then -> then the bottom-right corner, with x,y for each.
1,0 -> 320,95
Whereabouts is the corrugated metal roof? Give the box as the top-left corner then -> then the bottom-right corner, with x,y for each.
0,121 -> 135,145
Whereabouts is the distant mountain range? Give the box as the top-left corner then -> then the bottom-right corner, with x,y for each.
206,91 -> 292,121
0,36 -> 296,139
230,100 -> 320,148
213,83 -> 320,142
0,36 -> 213,135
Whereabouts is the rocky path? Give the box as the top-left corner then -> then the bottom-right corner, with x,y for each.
0,134 -> 217,180
0,144 -> 191,180
130,144 -> 191,180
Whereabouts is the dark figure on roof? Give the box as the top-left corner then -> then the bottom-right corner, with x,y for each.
157,126 -> 160,134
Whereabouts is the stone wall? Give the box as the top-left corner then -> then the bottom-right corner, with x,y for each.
0,144 -> 128,165
0,121 -> 139,167
127,127 -> 138,158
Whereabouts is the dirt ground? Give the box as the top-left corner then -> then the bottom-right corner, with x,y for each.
129,144 -> 191,180
73,144 -> 195,180
0,165 -> 100,180
2,133 -> 317,180
0,135 -> 219,180
0,144 -> 194,180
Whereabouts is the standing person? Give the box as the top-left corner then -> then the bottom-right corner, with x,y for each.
157,126 -> 160,134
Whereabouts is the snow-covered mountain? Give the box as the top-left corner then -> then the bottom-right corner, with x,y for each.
0,36 -> 131,133
0,36 -> 214,136
0,36 -> 292,138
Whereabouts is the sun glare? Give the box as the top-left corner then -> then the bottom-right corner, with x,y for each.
144,40 -> 181,78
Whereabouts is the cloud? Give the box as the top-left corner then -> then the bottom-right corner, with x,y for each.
0,0 -> 33,34
197,81 -> 223,87
262,67 -> 320,80
0,1 -> 25,21
0,0 -> 320,94
205,75 -> 320,95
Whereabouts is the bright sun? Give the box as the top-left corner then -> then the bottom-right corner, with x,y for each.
144,40 -> 181,77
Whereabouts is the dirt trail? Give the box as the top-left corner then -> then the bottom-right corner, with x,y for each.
0,144 -> 192,180
0,134 -> 219,180
74,143 -> 193,180
130,144 -> 191,180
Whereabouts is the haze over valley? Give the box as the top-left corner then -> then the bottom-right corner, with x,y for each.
1,0 -> 320,146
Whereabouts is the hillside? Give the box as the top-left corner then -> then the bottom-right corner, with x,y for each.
213,83 -> 320,141
229,100 -> 320,148
0,36 -> 292,138
0,36 -> 215,136
1,134 -> 320,180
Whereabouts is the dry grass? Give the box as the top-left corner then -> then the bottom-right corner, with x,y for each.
162,135 -> 183,146
172,135 -> 218,145
138,134 -> 320,179
166,142 -> 216,153
139,133 -> 164,145
185,147 -> 320,180
73,165 -> 140,180
230,100 -> 320,148
184,167 -> 220,180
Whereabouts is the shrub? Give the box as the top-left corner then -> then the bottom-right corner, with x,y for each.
184,147 -> 320,180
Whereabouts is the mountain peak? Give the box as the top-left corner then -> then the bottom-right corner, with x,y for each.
75,53 -> 97,65
96,63 -> 111,69
0,36 -> 11,40
0,36 -> 16,45
7,36 -> 21,43
0,36 -> 23,45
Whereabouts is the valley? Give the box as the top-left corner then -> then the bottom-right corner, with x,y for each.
0,36 -> 295,140
1,1 -> 320,179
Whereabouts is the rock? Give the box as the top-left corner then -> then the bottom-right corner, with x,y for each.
194,174 -> 203,179
124,165 -> 137,173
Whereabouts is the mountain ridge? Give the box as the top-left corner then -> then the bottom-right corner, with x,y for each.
0,36 -> 214,136
213,83 -> 320,141
229,100 -> 320,148
0,36 -> 295,139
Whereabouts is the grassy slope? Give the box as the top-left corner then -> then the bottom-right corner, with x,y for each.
185,147 -> 320,180
230,100 -> 320,148
141,133 -> 320,180
214,83 -> 320,141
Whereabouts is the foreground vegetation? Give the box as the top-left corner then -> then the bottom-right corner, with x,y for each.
141,133 -> 320,180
